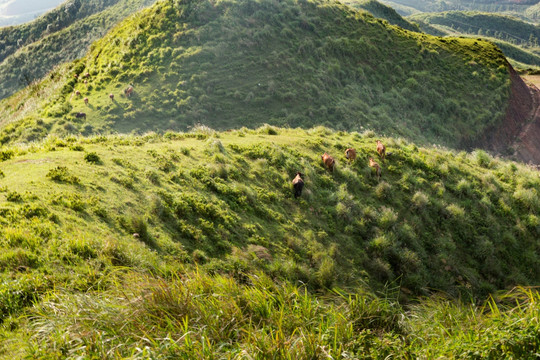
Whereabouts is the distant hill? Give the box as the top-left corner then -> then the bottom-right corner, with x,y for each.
408,11 -> 540,67
0,0 -> 511,153
0,0 -> 64,27
344,0 -> 421,32
409,11 -> 540,47
0,0 -> 157,100
380,0 -> 536,16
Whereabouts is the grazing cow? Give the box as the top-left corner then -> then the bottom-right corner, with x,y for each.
109,93 -> 114,101
345,148 -> 357,162
75,90 -> 81,97
75,112 -> 86,119
321,152 -> 335,172
292,172 -> 304,198
376,140 -> 386,161
84,72 -> 90,78
84,97 -> 89,105
369,157 -> 381,181
124,85 -> 134,97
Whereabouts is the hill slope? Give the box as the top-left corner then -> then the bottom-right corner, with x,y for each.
409,11 -> 540,47
344,0 -> 421,32
0,0 -> 157,100
0,0 -> 512,152
0,127 -> 539,356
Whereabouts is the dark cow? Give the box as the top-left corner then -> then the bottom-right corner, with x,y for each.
75,112 -> 86,119
292,172 -> 304,198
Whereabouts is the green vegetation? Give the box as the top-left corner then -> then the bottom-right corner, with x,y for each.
409,11 -> 540,48
344,0 -> 421,32
0,127 -> 538,356
408,11 -> 540,68
0,0 -> 510,151
0,0 -> 157,100
380,0 -> 536,15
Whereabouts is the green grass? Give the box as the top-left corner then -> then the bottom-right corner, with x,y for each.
0,0 -> 158,101
344,0 -> 422,32
0,127 -> 537,356
0,0 -> 510,150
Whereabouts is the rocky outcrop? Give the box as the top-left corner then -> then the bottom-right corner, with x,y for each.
477,65 -> 540,165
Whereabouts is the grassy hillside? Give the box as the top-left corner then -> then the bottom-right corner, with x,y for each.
408,11 -> 540,68
380,0 -> 535,16
0,0 -> 511,152
344,0 -> 421,32
409,11 -> 540,47
0,127 -> 539,356
0,0 -> 157,100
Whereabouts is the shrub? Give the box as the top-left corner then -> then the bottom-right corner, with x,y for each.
446,203 -> 465,218
0,149 -> 14,161
46,166 -> 80,184
6,191 -> 22,202
412,191 -> 429,210
84,152 -> 102,164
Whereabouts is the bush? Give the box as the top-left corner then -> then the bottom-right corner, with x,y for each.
6,191 -> 22,202
46,166 -> 80,184
84,152 -> 102,164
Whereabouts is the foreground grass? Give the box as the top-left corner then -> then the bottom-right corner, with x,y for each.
0,127 -> 537,356
2,269 -> 540,358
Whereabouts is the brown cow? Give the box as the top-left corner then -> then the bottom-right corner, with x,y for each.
75,112 -> 86,119
376,140 -> 386,161
109,93 -> 114,101
124,85 -> 134,97
292,172 -> 304,198
345,148 -> 357,162
84,97 -> 89,105
321,152 -> 335,172
369,157 -> 381,181
75,90 -> 81,97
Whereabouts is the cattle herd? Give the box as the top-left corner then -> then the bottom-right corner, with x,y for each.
293,140 -> 388,198
70,75 -> 134,120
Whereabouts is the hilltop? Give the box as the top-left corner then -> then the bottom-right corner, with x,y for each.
0,0 -> 513,153
0,127 -> 539,356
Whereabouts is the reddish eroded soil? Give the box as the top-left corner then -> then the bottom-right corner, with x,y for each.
476,66 -> 540,165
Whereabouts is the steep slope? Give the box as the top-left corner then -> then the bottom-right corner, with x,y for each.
0,127 -> 539,356
0,0 -> 511,151
0,0 -> 158,100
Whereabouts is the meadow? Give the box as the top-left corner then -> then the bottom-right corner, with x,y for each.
0,126 -> 538,357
